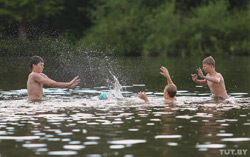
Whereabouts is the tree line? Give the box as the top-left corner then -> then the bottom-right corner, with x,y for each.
0,0 -> 249,56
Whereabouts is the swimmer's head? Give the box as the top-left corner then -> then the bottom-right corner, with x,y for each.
203,56 -> 215,67
30,56 -> 44,70
202,56 -> 215,73
164,84 -> 177,98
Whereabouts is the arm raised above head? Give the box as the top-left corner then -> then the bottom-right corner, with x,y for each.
33,73 -> 80,88
160,66 -> 174,85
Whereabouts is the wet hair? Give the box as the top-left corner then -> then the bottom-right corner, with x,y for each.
203,56 -> 215,67
30,56 -> 44,69
164,84 -> 177,98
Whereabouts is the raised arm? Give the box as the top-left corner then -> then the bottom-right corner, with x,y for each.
160,66 -> 174,85
34,73 -> 80,88
137,92 -> 149,102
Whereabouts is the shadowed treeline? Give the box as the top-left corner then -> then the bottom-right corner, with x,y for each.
0,0 -> 249,56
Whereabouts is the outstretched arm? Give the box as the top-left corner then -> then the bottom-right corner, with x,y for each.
160,66 -> 174,85
34,73 -> 80,88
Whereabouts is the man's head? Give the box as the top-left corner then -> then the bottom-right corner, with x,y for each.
30,56 -> 44,72
202,56 -> 215,73
164,84 -> 177,98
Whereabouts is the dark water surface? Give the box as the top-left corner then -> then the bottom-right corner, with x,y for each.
0,55 -> 249,157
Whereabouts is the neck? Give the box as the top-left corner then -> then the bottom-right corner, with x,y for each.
208,69 -> 217,75
32,69 -> 40,73
165,95 -> 175,101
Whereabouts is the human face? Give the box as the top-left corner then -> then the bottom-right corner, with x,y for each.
33,62 -> 44,73
202,63 -> 212,73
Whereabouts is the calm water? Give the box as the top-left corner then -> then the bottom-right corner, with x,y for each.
0,55 -> 249,157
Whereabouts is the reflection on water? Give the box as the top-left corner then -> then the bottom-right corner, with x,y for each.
0,86 -> 249,157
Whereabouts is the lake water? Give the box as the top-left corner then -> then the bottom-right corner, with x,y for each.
0,55 -> 249,157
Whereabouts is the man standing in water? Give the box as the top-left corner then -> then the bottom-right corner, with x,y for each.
27,56 -> 80,101
191,56 -> 228,99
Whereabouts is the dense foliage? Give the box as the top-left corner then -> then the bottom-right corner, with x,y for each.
0,0 -> 249,56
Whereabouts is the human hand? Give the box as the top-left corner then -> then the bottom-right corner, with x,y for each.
137,92 -> 149,102
197,68 -> 205,78
69,81 -> 80,88
160,66 -> 170,78
191,74 -> 198,82
69,76 -> 80,88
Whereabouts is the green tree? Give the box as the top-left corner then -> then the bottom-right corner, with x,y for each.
47,0 -> 96,38
82,0 -> 166,56
143,2 -> 182,56
0,0 -> 64,39
185,0 -> 249,55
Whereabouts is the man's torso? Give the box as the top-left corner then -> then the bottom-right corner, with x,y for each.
207,73 -> 228,98
27,73 -> 43,101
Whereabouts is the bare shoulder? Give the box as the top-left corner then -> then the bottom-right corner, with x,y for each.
30,72 -> 40,77
218,73 -> 224,76
216,73 -> 224,78
39,73 -> 48,78
29,72 -> 36,78
164,99 -> 175,104
29,72 -> 44,80
28,73 -> 38,83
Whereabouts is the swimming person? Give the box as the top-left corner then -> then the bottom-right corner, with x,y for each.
191,56 -> 229,99
27,56 -> 80,101
138,66 -> 177,104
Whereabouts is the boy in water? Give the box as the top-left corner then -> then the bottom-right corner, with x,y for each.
138,66 -> 177,104
27,56 -> 80,101
191,56 -> 228,99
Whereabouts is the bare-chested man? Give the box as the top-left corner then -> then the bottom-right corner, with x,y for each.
27,56 -> 80,101
191,56 -> 228,99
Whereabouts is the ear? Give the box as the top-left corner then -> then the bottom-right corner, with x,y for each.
164,91 -> 169,96
32,64 -> 36,68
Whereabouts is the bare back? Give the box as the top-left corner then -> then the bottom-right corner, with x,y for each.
27,72 -> 44,101
207,73 -> 228,98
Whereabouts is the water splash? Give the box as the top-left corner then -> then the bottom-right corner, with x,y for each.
106,70 -> 123,99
